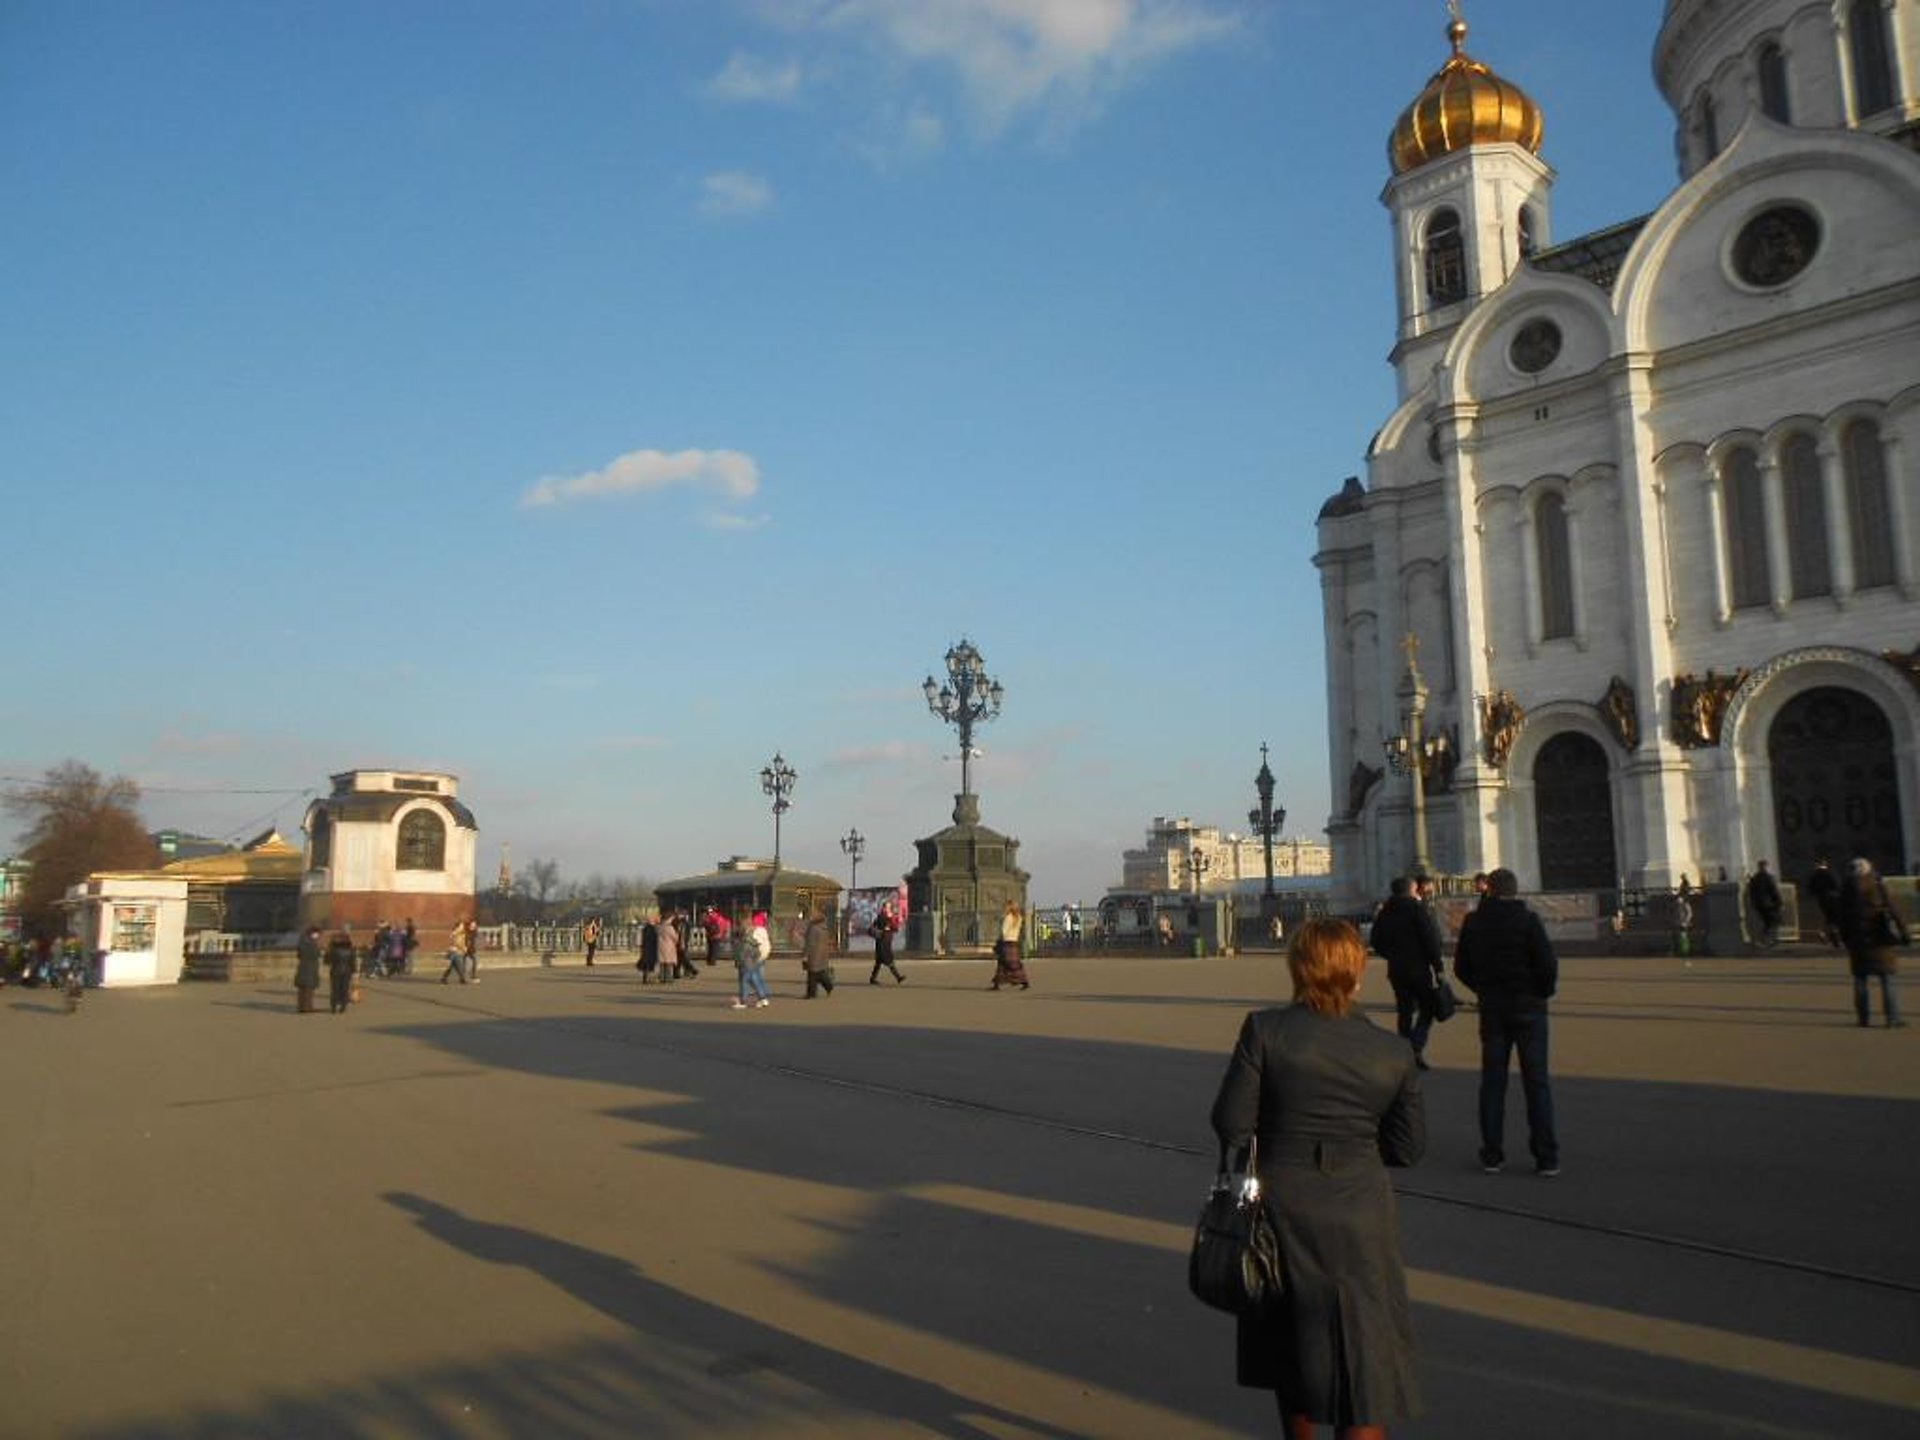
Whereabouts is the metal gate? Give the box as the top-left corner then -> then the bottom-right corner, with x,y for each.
1534,731 -> 1618,891
1769,686 -> 1903,883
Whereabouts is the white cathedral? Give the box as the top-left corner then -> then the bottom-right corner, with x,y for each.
1315,1 -> 1920,912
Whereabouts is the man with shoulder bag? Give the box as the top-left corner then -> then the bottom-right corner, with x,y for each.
1371,874 -> 1445,1069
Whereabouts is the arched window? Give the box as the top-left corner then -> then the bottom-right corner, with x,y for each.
1425,208 -> 1467,305
1722,446 -> 1771,609
308,812 -> 332,871
1781,433 -> 1830,598
1849,0 -> 1896,117
1697,91 -> 1720,160
1845,419 -> 1896,588
1758,40 -> 1792,122
1536,492 -> 1576,640
1518,206 -> 1538,259
397,810 -> 447,871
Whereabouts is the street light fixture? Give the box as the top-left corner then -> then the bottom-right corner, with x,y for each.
840,827 -> 865,892
1184,844 -> 1212,895
1247,742 -> 1287,923
759,752 -> 797,879
923,637 -> 1004,804
1380,636 -> 1449,876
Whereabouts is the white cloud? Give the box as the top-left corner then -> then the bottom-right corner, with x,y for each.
788,0 -> 1240,138
519,448 -> 762,510
697,170 -> 776,218
707,51 -> 806,103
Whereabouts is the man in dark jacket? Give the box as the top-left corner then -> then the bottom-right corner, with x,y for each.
1371,875 -> 1443,1068
1454,868 -> 1559,1176
1806,857 -> 1842,949
801,909 -> 836,998
1747,860 -> 1783,947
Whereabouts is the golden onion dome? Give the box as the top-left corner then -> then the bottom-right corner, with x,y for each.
1389,16 -> 1544,175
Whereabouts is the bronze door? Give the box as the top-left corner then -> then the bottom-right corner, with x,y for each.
1534,732 -> 1618,891
1769,686 -> 1904,882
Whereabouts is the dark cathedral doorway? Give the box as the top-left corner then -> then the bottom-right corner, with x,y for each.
1534,732 -> 1618,891
1769,686 -> 1904,884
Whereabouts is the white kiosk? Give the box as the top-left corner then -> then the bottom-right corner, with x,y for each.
64,874 -> 189,987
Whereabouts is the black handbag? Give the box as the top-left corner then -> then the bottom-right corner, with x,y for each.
1431,975 -> 1460,1022
1187,1140 -> 1284,1316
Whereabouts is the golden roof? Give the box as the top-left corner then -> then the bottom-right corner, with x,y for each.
163,830 -> 304,883
1390,16 -> 1544,176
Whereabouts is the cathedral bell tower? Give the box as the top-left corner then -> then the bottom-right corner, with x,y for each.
1383,8 -> 1553,400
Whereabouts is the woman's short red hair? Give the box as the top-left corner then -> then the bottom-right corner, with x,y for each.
1288,917 -> 1368,1016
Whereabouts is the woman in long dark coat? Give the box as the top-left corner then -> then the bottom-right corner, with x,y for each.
1838,857 -> 1906,1027
293,925 -> 322,1014
1210,917 -> 1425,1438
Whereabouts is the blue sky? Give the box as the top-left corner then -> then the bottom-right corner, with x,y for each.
0,1 -> 1677,903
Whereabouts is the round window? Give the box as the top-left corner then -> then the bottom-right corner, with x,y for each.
1510,318 -> 1562,375
1732,205 -> 1819,288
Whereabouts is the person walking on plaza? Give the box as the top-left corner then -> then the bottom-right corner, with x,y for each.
869,901 -> 904,984
1454,868 -> 1560,1176
325,926 -> 358,1014
582,914 -> 602,967
1747,860 -> 1783,948
992,900 -> 1030,990
1370,875 -> 1443,1069
702,908 -> 730,974
402,918 -> 419,973
1209,917 -> 1426,1438
441,919 -> 475,985
294,924 -> 322,1014
671,909 -> 693,976
638,915 -> 660,983
1838,857 -> 1907,1028
656,911 -> 683,984
732,911 -> 773,1009
802,907 -> 836,998
1807,856 -> 1843,949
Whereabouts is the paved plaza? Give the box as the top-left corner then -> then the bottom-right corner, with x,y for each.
2,946 -> 1917,1438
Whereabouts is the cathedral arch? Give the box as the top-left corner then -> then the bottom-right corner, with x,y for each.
1716,443 -> 1772,611
1841,417 -> 1898,590
1774,427 -> 1831,600
1719,649 -> 1920,885
1505,706 -> 1623,894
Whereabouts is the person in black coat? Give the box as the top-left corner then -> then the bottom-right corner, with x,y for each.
1369,876 -> 1443,1068
324,928 -> 358,1015
1211,917 -> 1425,1438
1837,857 -> 1906,1027
1747,860 -> 1783,947
1454,868 -> 1559,1175
1806,857 -> 1843,948
868,902 -> 904,984
293,925 -> 322,1014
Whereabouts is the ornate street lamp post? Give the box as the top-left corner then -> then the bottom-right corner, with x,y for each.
1184,844 -> 1212,895
1381,636 -> 1449,877
840,827 -> 865,892
923,637 -> 1004,817
1247,742 -> 1286,924
759,752 -> 797,882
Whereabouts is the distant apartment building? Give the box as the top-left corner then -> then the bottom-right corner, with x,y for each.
1119,816 -> 1331,893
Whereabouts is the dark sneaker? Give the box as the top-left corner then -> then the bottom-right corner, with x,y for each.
1480,1158 -> 1504,1175
1537,1163 -> 1562,1178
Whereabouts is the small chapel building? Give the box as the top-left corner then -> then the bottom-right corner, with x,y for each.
299,769 -> 478,934
1316,2 -> 1920,911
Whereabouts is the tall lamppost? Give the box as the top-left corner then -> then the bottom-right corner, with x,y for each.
923,637 -> 1004,817
760,752 -> 797,883
840,827 -> 865,892
1184,844 -> 1212,895
1247,742 -> 1286,925
1381,635 -> 1449,877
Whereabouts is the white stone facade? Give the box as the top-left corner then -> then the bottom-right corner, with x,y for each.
1317,1 -> 1920,912
1120,816 -> 1331,893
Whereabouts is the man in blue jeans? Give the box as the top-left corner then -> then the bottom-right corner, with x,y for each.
1454,867 -> 1560,1176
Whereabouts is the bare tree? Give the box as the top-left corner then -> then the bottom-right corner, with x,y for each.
3,761 -> 160,937
524,858 -> 561,914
